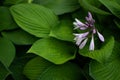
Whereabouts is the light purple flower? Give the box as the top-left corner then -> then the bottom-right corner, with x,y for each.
79,38 -> 88,49
97,31 -> 104,42
85,12 -> 95,26
89,35 -> 94,50
73,18 -> 88,30
73,12 -> 105,51
74,32 -> 89,46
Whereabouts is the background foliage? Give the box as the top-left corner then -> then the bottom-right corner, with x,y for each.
0,0 -> 120,80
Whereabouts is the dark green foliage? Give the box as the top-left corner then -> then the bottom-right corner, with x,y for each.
0,0 -> 120,80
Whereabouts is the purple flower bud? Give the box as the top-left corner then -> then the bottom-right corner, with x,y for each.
85,12 -> 95,26
89,35 -> 95,50
74,32 -> 89,46
79,38 -> 88,49
97,31 -> 105,42
73,18 -> 88,30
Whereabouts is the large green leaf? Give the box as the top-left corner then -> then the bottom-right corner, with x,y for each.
0,61 -> 10,80
10,3 -> 59,38
0,7 -> 18,31
2,29 -> 38,45
89,41 -> 120,80
33,0 -> 80,15
79,36 -> 114,63
90,58 -> 120,80
79,0 -> 111,15
0,37 -> 15,67
50,19 -> 74,42
28,38 -> 76,64
24,57 -> 83,80
99,0 -> 120,18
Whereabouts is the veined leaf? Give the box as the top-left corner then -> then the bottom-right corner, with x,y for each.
99,0 -> 120,18
79,0 -> 111,15
89,41 -> 120,80
24,57 -> 83,80
79,36 -> 114,63
50,19 -> 74,42
0,37 -> 15,67
33,0 -> 80,15
0,7 -> 18,31
10,3 -> 59,38
28,37 -> 76,64
2,29 -> 38,45
90,59 -> 120,80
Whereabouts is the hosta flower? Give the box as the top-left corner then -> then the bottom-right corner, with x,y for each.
73,12 -> 104,50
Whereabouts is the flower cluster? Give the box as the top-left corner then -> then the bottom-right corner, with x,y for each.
73,12 -> 104,51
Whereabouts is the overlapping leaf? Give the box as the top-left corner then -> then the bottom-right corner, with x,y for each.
90,42 -> 120,80
79,36 -> 114,63
2,29 -> 38,45
0,37 -> 15,67
0,7 -> 17,31
79,0 -> 111,15
99,0 -> 120,18
10,4 -> 59,38
33,0 -> 80,15
28,37 -> 76,64
50,19 -> 74,42
24,57 -> 83,80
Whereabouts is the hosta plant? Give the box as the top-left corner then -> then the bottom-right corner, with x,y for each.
0,0 -> 120,80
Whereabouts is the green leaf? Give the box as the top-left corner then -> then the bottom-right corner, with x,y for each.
50,19 -> 74,42
9,54 -> 34,80
0,7 -> 18,31
79,36 -> 114,63
0,61 -> 10,80
24,57 -> 83,80
99,0 -> 120,18
33,0 -> 80,15
3,0 -> 28,5
10,3 -> 59,38
28,38 -> 76,64
90,56 -> 120,80
23,57 -> 53,80
89,41 -> 120,80
2,29 -> 38,45
79,0 -> 111,15
0,37 -> 15,67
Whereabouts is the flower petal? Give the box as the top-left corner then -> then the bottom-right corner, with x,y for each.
88,12 -> 93,20
73,33 -> 86,46
82,32 -> 89,38
93,29 -> 96,34
73,22 -> 80,29
85,12 -> 95,25
73,18 -> 88,30
76,37 -> 84,46
89,35 -> 95,50
79,38 -> 88,49
75,18 -> 85,26
97,31 -> 105,42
